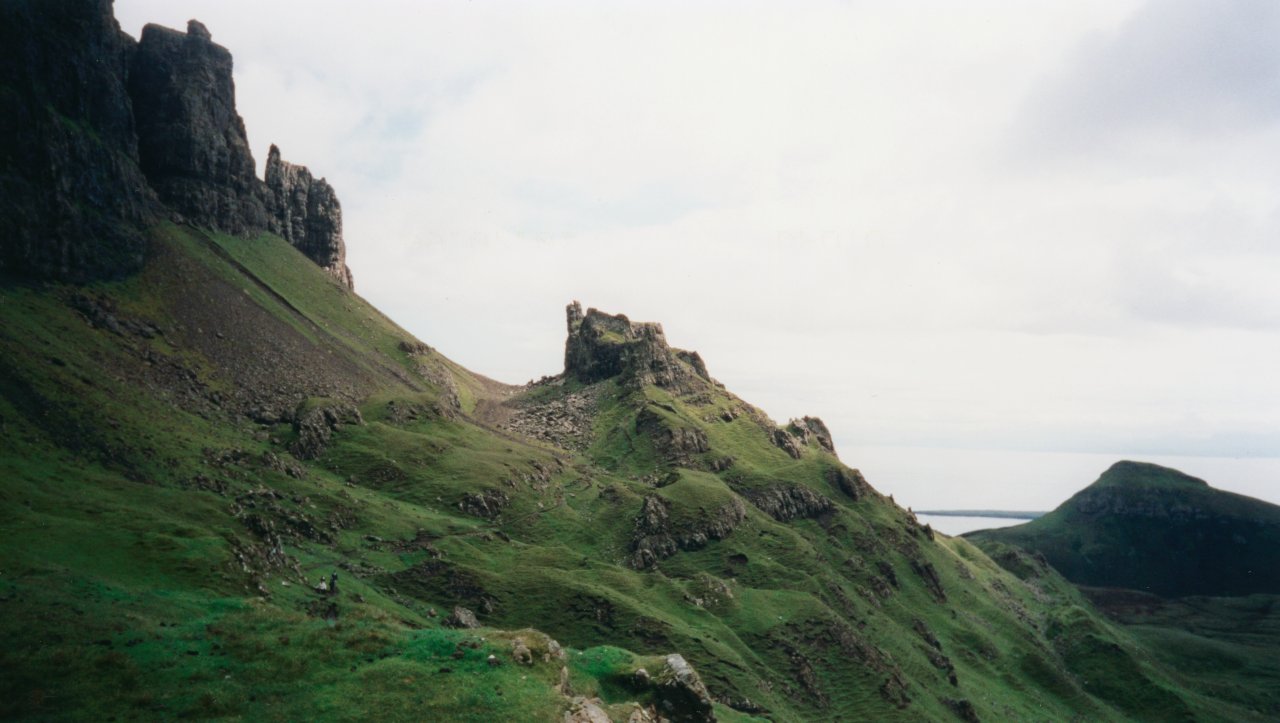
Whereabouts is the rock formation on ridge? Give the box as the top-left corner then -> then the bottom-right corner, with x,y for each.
564,301 -> 711,390
265,145 -> 353,288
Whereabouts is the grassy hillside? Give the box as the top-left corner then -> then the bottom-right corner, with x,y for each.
0,226 -> 1268,720
968,461 -> 1280,598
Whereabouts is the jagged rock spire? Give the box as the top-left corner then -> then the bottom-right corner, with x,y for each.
265,144 -> 353,289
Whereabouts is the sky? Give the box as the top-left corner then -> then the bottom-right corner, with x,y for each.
114,0 -> 1280,509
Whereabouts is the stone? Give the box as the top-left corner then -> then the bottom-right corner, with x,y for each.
826,466 -> 868,501
2,9 -> 355,286
796,416 -> 835,453
630,495 -> 746,570
563,301 -> 711,390
563,697 -> 611,723
771,428 -> 803,459
264,144 -> 353,288
128,19 -> 268,234
443,606 -> 480,629
652,654 -> 717,722
458,489 -> 510,520
289,402 -> 362,460
0,0 -> 158,281
511,637 -> 533,665
741,484 -> 834,523
636,407 -> 709,466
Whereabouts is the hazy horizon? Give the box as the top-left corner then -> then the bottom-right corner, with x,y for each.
113,0 -> 1280,507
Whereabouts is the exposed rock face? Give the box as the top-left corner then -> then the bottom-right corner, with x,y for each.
564,302 -> 711,390
630,495 -> 747,570
265,144 -> 353,288
1,5 -> 355,286
458,488 -> 509,520
796,417 -> 834,453
772,416 -> 837,458
128,20 -> 268,233
636,407 -> 709,466
563,697 -> 612,723
443,606 -> 481,629
826,466 -> 869,501
0,0 -> 158,281
289,402 -> 363,461
741,484 -> 834,522
652,654 -> 717,722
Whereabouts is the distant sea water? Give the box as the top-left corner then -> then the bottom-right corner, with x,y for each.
842,444 -> 1280,513
914,514 -> 1027,537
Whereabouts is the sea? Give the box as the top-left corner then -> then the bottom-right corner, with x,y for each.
840,444 -> 1280,534
913,514 -> 1028,537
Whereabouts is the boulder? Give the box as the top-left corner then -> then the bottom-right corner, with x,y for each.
563,697 -> 611,723
443,606 -> 480,629
652,654 -> 717,722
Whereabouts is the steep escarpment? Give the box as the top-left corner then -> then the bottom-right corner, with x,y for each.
970,461 -> 1280,597
265,144 -> 353,288
128,19 -> 268,234
0,2 -> 352,287
0,0 -> 158,281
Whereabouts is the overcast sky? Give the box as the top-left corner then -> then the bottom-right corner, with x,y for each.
114,1 -> 1280,508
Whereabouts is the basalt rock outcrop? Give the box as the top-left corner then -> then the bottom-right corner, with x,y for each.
0,0 -> 158,281
740,483 -> 835,523
564,302 -> 711,391
772,416 -> 837,459
265,145 -> 354,288
128,20 -> 268,234
636,406 -> 710,466
0,3 -> 352,286
629,494 -> 747,570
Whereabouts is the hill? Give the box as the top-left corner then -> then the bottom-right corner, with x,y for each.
2,2 -> 1276,721
967,461 -> 1280,598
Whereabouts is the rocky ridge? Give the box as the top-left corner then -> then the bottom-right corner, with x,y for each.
564,302 -> 711,391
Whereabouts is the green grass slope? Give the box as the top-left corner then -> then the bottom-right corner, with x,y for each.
0,227 -> 1263,721
968,461 -> 1280,598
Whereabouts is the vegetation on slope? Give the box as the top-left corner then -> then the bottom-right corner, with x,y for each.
968,461 -> 1280,598
1,226 -> 1269,721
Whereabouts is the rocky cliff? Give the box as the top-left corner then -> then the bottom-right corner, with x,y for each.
0,0 -> 158,281
128,19 -> 268,234
0,1 -> 352,288
265,145 -> 353,288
